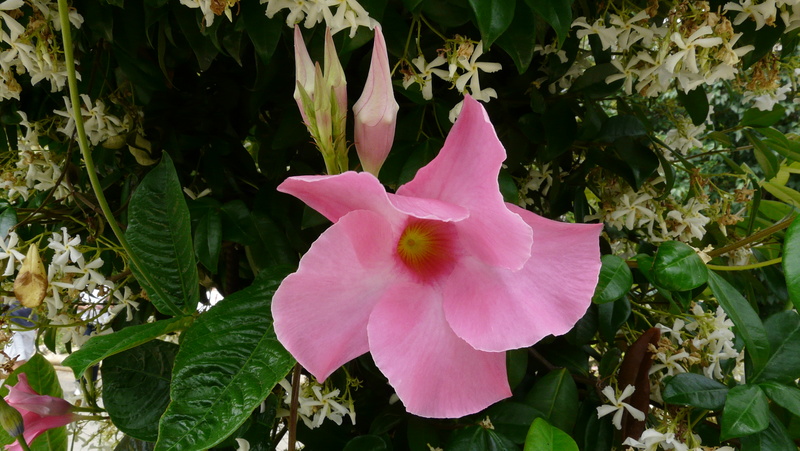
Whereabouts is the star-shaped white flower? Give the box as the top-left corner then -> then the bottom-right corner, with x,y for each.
596,384 -> 646,430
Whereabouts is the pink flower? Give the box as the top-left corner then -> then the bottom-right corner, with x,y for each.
5,374 -> 76,450
353,26 -> 398,177
273,96 -> 602,418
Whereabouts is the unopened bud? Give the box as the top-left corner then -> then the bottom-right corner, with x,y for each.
0,397 -> 23,438
14,244 -> 47,308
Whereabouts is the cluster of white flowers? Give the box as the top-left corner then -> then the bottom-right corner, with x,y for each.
664,116 -> 707,156
0,227 -> 139,346
264,0 -> 376,36
180,0 -> 238,27
278,377 -> 356,430
600,180 -> 712,244
402,36 -> 501,122
572,3 -> 754,97
624,426 -> 736,451
0,0 -> 83,99
54,94 -> 129,146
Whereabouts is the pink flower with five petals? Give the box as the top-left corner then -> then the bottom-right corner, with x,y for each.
5,373 -> 76,450
273,95 -> 602,418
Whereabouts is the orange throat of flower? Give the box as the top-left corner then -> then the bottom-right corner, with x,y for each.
396,219 -> 455,280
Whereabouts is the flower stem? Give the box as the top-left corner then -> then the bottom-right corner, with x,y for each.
16,436 -> 30,451
707,257 -> 782,271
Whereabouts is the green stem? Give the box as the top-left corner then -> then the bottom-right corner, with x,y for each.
56,0 -> 149,290
16,436 -> 30,451
707,257 -> 782,271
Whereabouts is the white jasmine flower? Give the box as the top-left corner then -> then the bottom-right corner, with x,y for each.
663,27 -> 723,74
724,0 -> 778,30
743,83 -> 791,111
403,54 -> 448,100
572,17 -> 620,50
596,384 -> 646,430
0,231 -> 25,276
48,227 -> 84,268
454,41 -> 501,100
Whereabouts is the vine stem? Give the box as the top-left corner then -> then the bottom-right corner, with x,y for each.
56,0 -> 152,294
16,436 -> 30,451
288,364 -> 302,451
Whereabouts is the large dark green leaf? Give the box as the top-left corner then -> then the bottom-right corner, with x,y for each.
193,206 -> 222,273
524,368 -> 578,433
541,101 -> 577,161
114,436 -> 156,451
485,402 -> 543,444
447,425 -> 517,451
760,382 -> 800,417
62,317 -> 191,378
721,384 -> 770,440
652,241 -> 708,291
524,418 -> 578,451
707,272 -> 771,374
593,255 -> 633,304
746,129 -> 779,180
0,355 -> 67,450
103,340 -> 179,442
495,0 -> 536,73
127,153 -> 199,316
782,216 -> 800,310
0,207 -> 16,239
752,311 -> 800,383
155,267 -> 295,451
662,373 -> 728,410
740,105 -> 786,128
525,0 -> 573,46
598,296 -> 631,342
242,0 -> 282,64
676,86 -> 709,126
467,0 -> 515,48
739,412 -> 796,451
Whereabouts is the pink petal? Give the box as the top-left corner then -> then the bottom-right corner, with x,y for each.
278,172 -> 468,224
367,283 -> 510,418
16,412 -> 76,450
443,205 -> 603,352
397,96 -> 532,270
7,374 -> 35,395
5,389 -> 72,416
272,210 -> 400,381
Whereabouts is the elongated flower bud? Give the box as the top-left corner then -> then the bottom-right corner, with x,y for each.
353,26 -> 398,177
14,245 -> 47,308
0,398 -> 23,438
294,25 -> 315,126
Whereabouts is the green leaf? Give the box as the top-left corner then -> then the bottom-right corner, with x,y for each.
524,418 -> 579,451
593,255 -> 633,304
343,435 -> 389,451
746,129 -> 779,180
760,382 -> 800,417
761,181 -> 800,208
598,296 -> 631,343
447,425 -> 517,451
114,436 -> 156,451
194,207 -> 222,273
782,217 -> 800,310
0,207 -> 16,239
103,340 -> 179,442
662,373 -> 729,410
676,86 -> 709,126
495,0 -> 536,73
752,311 -> 800,384
507,348 -> 529,390
242,0 -> 282,64
569,63 -> 622,98
62,317 -> 191,378
707,272 -> 771,374
721,385 -> 770,440
740,105 -> 786,128
653,241 -> 708,291
524,368 -> 578,433
740,412 -> 796,451
525,0 -> 573,46
0,355 -> 67,450
155,267 -> 295,451
485,402 -> 544,444
541,102 -> 577,160
467,0 -> 515,48
127,153 -> 199,316
596,115 -> 647,142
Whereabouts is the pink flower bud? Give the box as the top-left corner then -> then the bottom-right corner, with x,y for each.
293,25 -> 315,125
5,374 -> 77,451
353,26 -> 398,177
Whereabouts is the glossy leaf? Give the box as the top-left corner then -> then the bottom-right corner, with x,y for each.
496,1 -> 536,73
662,373 -> 729,410
652,241 -> 708,291
0,207 -> 16,239
752,310 -> 800,384
447,425 -> 517,451
114,436 -> 156,451
524,418 -> 579,451
760,382 -> 800,417
707,272 -> 771,374
524,368 -> 578,433
485,402 -> 543,444
467,0 -> 515,48
0,355 -> 67,450
103,340 -> 178,442
740,105 -> 786,128
782,216 -> 800,310
593,255 -> 633,304
739,412 -> 796,451
155,267 -> 295,451
193,206 -> 222,273
598,296 -> 631,343
525,0 -> 573,46
676,86 -> 708,126
127,153 -> 199,316
62,317 -> 191,378
721,384 -> 770,440
746,129 -> 779,180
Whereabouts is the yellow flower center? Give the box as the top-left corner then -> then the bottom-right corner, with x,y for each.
396,219 -> 455,279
